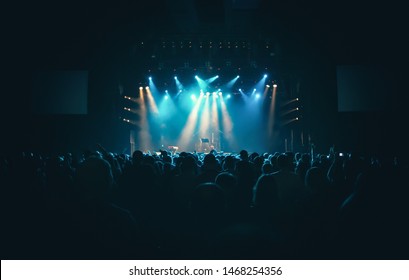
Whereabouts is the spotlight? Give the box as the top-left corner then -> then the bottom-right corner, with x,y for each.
236,75 -> 240,78
264,74 -> 267,78
174,76 -> 177,79
149,77 -> 152,80
195,75 -> 198,79
219,92 -> 222,96
296,108 -> 299,110
266,85 -> 270,88
206,92 -> 210,96
227,94 -> 231,99
296,117 -> 299,120
253,88 -> 256,92
139,87 -> 143,90
191,94 -> 196,101
216,75 -> 219,78
164,95 -> 169,100
145,86 -> 149,90
273,84 -> 277,88
239,88 -> 242,91
296,98 -> 299,100
165,90 -> 168,93
255,93 -> 260,98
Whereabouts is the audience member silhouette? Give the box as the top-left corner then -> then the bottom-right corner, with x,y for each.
2,146 -> 408,260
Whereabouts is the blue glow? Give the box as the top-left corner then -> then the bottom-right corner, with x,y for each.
206,75 -> 219,84
227,94 -> 231,99
195,76 -> 208,90
165,90 -> 168,93
164,95 -> 169,100
191,94 -> 196,101
175,77 -> 184,91
149,76 -> 152,80
255,93 -> 261,98
253,88 -> 256,92
225,75 -> 240,88
264,74 -> 267,78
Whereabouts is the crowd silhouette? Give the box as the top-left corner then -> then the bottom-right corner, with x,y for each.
1,146 -> 408,259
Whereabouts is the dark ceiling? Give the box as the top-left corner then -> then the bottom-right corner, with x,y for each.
4,0 -> 408,69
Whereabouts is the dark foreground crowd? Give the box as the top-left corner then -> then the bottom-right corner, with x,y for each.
1,147 -> 409,259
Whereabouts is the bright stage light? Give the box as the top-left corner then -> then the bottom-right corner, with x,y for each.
273,84 -> 278,88
264,74 -> 268,78
253,88 -> 256,92
165,90 -> 168,93
227,94 -> 231,99
219,92 -> 222,96
191,94 -> 196,101
206,75 -> 219,83
145,86 -> 149,90
149,77 -> 152,80
174,76 -> 177,80
164,95 -> 169,100
195,75 -> 199,79
255,93 -> 260,98
178,92 -> 204,150
237,75 -> 240,78
206,92 -> 210,96
266,85 -> 270,88
139,87 -> 143,90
